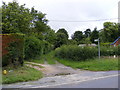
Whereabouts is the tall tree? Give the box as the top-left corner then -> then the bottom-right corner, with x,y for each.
2,1 -> 49,35
56,28 -> 69,39
2,1 -> 32,34
44,30 -> 57,45
102,22 -> 118,42
54,33 -> 68,48
72,31 -> 84,44
90,27 -> 99,43
84,29 -> 91,38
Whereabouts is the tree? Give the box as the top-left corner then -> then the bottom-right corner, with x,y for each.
83,37 -> 92,46
102,22 -> 118,42
84,29 -> 91,38
68,39 -> 77,45
72,31 -> 84,44
44,30 -> 57,45
56,28 -> 69,39
54,33 -> 68,48
2,2 -> 33,34
90,27 -> 99,43
2,1 -> 49,35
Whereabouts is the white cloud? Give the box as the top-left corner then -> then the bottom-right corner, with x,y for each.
1,0 -> 119,38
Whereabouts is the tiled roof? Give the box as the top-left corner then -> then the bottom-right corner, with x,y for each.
110,36 -> 120,45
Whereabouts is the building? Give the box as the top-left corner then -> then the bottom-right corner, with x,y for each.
110,36 -> 120,47
79,44 -> 97,47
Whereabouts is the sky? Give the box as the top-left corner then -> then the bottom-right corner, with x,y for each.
1,0 -> 120,38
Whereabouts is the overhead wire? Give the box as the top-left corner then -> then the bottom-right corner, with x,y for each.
49,18 -> 118,22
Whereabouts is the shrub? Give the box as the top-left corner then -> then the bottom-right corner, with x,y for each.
42,41 -> 53,54
2,33 -> 24,67
24,36 -> 53,60
24,36 -> 43,60
55,45 -> 97,61
55,45 -> 119,61
100,46 -> 119,56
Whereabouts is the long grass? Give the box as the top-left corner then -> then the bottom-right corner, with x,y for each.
30,51 -> 56,64
2,65 -> 43,84
56,58 -> 119,71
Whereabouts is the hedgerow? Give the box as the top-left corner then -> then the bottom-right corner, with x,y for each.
55,45 -> 119,61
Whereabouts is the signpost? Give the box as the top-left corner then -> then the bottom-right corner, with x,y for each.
94,38 -> 100,59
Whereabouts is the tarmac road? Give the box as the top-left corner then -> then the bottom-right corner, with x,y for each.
46,74 -> 119,88
2,71 -> 119,88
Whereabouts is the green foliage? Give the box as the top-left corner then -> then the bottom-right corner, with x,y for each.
44,30 -> 57,45
54,33 -> 68,48
68,39 -> 78,45
55,45 -> 119,62
100,22 -> 119,42
24,36 -> 43,60
56,58 -> 118,71
81,37 -> 92,45
2,1 -> 49,35
72,31 -> 84,44
2,33 -> 24,67
2,2 -> 32,34
55,45 -> 97,61
84,28 -> 91,38
57,28 -> 69,39
90,27 -> 99,43
42,41 -> 53,54
100,46 -> 119,56
2,65 -> 43,84
25,36 -> 53,60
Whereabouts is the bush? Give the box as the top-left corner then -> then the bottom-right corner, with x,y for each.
42,41 -> 53,54
55,45 -> 119,61
100,46 -> 119,56
24,36 -> 53,60
55,45 -> 97,61
24,36 -> 43,60
2,33 -> 24,67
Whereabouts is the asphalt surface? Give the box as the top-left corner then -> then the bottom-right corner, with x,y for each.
2,62 -> 119,89
46,75 -> 119,88
2,71 -> 119,88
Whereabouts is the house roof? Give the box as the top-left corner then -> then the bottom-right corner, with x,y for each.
110,36 -> 120,45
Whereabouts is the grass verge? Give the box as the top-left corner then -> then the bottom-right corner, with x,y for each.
56,58 -> 119,71
44,51 -> 56,64
29,51 -> 56,64
2,65 -> 43,84
28,58 -> 45,64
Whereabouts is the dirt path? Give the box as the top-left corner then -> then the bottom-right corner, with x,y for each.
3,61 -> 118,88
26,61 -> 87,77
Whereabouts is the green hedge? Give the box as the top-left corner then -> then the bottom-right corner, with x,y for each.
24,36 -> 53,60
55,45 -> 97,61
2,33 -> 24,67
100,46 -> 119,56
55,45 -> 119,61
24,36 -> 43,60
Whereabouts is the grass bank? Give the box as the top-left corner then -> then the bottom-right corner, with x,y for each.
31,51 -> 119,71
2,65 -> 43,84
56,58 -> 119,71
